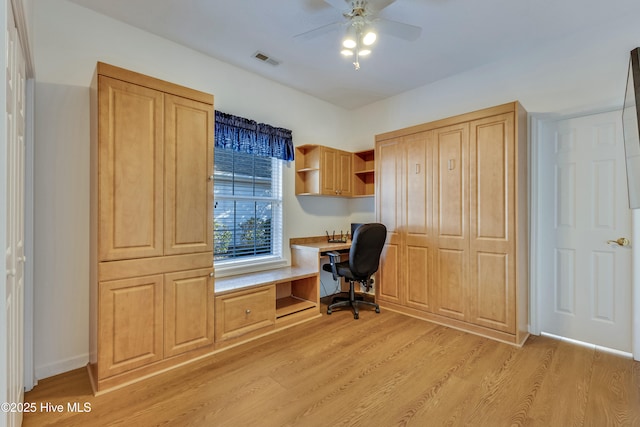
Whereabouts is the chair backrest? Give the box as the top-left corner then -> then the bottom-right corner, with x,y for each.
349,223 -> 387,279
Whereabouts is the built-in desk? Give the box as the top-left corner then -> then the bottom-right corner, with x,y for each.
290,236 -> 353,296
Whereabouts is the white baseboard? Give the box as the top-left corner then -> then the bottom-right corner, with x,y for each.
35,353 -> 89,381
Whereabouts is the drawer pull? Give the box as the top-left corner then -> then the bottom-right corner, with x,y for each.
245,309 -> 251,314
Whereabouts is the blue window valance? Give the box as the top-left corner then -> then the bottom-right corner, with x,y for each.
215,111 -> 294,161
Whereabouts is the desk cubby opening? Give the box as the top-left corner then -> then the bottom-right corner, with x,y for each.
275,276 -> 317,318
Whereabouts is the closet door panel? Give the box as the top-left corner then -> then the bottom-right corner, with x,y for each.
98,77 -> 164,261
435,125 -> 468,239
434,248 -> 466,320
433,124 -> 469,319
469,113 -> 516,332
472,252 -> 513,332
376,139 -> 402,304
164,94 -> 214,255
404,132 -> 433,311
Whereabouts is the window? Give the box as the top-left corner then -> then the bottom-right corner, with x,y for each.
213,146 -> 283,264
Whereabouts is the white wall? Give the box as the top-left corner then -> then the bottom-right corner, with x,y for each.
31,0 -> 640,380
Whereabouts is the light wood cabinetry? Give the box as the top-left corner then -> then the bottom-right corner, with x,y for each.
353,149 -> 375,197
295,144 -> 370,197
90,62 -> 214,392
215,285 -> 276,341
214,267 -> 320,345
375,102 -> 528,346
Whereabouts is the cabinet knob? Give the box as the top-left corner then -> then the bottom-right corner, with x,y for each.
209,175 -> 214,181
209,272 -> 214,277
245,309 -> 251,314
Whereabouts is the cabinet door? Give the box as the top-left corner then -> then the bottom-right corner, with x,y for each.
98,76 -> 164,261
337,150 -> 353,196
432,123 -> 469,321
320,147 -> 337,195
164,268 -> 215,356
164,94 -> 214,255
404,132 -> 434,312
98,275 -> 164,379
468,113 -> 516,333
376,139 -> 403,304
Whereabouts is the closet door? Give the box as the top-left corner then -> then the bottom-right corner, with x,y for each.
403,132 -> 434,312
98,77 -> 164,261
433,123 -> 469,321
164,94 -> 214,256
468,113 -> 516,333
376,139 -> 402,304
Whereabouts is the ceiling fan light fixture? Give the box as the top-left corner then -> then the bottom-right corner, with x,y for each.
342,38 -> 357,49
362,31 -> 376,46
359,49 -> 371,56
341,49 -> 353,56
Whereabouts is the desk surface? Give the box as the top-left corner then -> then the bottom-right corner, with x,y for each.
290,240 -> 351,253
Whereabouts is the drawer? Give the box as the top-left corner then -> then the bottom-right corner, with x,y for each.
215,285 -> 276,341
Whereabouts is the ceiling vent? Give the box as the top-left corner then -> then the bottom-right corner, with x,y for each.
253,51 -> 280,66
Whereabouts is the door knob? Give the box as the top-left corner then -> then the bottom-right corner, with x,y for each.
607,237 -> 630,247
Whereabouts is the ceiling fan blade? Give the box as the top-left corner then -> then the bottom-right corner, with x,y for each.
294,21 -> 344,40
322,0 -> 349,11
376,18 -> 422,41
366,0 -> 397,12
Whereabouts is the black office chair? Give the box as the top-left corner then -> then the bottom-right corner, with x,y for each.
322,223 -> 387,319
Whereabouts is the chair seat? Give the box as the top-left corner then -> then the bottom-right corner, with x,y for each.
322,261 -> 360,282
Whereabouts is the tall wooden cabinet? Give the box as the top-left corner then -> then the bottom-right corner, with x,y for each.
375,102 -> 528,346
89,63 -> 215,392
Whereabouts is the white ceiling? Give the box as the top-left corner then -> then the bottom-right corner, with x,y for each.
68,0 -> 640,110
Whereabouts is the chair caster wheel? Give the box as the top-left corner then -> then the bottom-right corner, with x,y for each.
327,309 -> 332,315
354,313 -> 359,319
375,307 -> 380,313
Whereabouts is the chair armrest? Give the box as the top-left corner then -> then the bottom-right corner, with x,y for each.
325,251 -> 342,281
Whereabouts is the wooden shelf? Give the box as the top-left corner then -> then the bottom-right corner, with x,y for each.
276,296 -> 316,318
355,169 -> 375,175
353,149 -> 375,197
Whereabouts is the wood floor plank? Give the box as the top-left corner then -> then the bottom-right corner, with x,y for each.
23,310 -> 640,427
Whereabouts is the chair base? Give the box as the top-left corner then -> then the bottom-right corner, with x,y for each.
327,281 -> 380,320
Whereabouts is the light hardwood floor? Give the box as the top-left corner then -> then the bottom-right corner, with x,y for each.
23,307 -> 640,426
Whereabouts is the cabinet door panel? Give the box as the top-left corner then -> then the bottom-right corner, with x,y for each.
164,94 -> 214,255
164,268 -> 214,356
378,241 -> 401,303
404,132 -> 433,312
338,150 -> 353,196
434,248 -> 466,321
98,275 -> 164,379
321,147 -> 337,195
469,113 -> 516,332
376,139 -> 402,304
435,124 -> 468,239
471,252 -> 513,332
98,76 -> 164,261
471,114 -> 513,242
406,245 -> 432,311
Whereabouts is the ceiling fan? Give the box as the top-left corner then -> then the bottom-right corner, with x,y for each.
295,0 -> 422,70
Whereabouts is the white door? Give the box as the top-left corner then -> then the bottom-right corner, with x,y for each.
4,5 -> 26,427
538,110 -> 632,352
